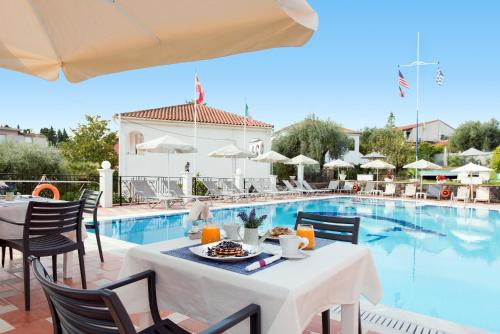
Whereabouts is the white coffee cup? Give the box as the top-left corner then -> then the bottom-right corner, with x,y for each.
223,223 -> 242,240
279,235 -> 309,257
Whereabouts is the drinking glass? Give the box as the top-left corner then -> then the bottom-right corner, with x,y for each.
201,223 -> 221,245
296,224 -> 315,250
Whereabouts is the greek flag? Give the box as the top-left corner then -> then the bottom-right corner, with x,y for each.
436,69 -> 444,86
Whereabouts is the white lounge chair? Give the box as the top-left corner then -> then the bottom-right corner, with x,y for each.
382,183 -> 396,197
163,180 -> 211,202
283,180 -> 303,195
452,186 -> 470,203
338,181 -> 354,194
327,180 -> 339,192
301,180 -> 330,194
358,182 -> 376,195
474,187 -> 490,203
222,180 -> 257,199
402,184 -> 417,198
130,180 -> 181,208
201,180 -> 244,201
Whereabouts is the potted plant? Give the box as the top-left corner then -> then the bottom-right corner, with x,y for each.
237,208 -> 267,245
436,175 -> 447,184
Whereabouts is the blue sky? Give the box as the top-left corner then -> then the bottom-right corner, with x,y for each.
1,1 -> 499,133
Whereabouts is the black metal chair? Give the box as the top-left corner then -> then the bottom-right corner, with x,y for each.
79,189 -> 104,262
294,211 -> 361,334
31,257 -> 261,334
1,200 -> 87,310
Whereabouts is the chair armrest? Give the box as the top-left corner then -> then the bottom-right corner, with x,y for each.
199,304 -> 260,334
0,216 -> 24,226
99,270 -> 161,323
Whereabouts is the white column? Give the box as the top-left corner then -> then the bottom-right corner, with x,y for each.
98,161 -> 113,208
234,168 -> 244,190
297,164 -> 305,184
182,172 -> 193,195
269,174 -> 277,187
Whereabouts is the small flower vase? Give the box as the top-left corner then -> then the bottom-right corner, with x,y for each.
243,227 -> 259,246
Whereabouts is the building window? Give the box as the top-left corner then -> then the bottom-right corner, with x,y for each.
128,131 -> 144,155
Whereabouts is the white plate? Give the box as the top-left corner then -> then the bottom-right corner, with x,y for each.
265,229 -> 295,241
189,242 -> 263,262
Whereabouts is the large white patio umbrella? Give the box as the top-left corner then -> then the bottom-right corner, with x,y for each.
452,162 -> 493,200
208,144 -> 252,175
323,159 -> 354,181
251,150 -> 289,175
285,154 -> 319,184
403,159 -> 442,192
361,159 -> 395,189
0,1 -> 317,82
363,152 -> 386,160
136,134 -> 196,179
459,148 -> 490,157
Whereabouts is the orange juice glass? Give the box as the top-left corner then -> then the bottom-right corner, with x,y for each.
296,224 -> 315,250
201,224 -> 221,245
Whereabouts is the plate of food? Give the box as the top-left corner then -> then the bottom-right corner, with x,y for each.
189,241 -> 263,262
267,226 -> 295,240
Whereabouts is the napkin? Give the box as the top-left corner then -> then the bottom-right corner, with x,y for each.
186,200 -> 211,222
245,254 -> 281,272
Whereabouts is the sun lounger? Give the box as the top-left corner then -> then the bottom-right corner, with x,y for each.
338,181 -> 354,194
163,180 -> 211,202
402,184 -> 417,198
283,180 -> 303,195
130,180 -> 181,208
250,180 -> 281,197
222,180 -> 257,198
452,186 -> 470,203
426,185 -> 442,200
326,180 -> 339,193
382,183 -> 396,197
358,181 -> 376,195
300,180 -> 330,194
201,180 -> 244,201
474,187 -> 490,203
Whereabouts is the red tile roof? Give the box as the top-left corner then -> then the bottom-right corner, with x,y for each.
117,104 -> 273,128
341,127 -> 361,134
396,119 -> 454,131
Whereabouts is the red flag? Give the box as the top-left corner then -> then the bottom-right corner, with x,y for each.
399,86 -> 405,98
195,74 -> 204,105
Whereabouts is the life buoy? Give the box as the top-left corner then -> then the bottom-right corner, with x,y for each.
440,188 -> 451,200
353,182 -> 360,193
32,184 -> 60,200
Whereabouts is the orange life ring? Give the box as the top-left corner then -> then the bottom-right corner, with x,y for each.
32,183 -> 60,200
440,188 -> 451,200
353,182 -> 360,193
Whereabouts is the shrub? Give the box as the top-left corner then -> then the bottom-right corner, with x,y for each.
491,146 -> 500,172
0,142 -> 66,175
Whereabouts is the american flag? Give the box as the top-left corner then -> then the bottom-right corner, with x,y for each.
195,74 -> 204,105
436,69 -> 444,86
399,86 -> 405,98
399,70 -> 410,89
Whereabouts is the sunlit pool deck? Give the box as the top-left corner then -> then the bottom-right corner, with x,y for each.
0,194 -> 498,334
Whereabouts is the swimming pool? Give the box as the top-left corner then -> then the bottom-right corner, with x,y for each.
97,197 -> 500,332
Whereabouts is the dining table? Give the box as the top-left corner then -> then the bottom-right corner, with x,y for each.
117,237 -> 383,334
0,196 -> 87,279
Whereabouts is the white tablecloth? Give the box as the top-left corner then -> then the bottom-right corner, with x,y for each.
117,238 -> 383,334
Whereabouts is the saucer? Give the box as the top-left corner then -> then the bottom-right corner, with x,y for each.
281,251 -> 309,259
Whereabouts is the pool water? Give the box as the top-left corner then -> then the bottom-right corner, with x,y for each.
97,197 -> 500,332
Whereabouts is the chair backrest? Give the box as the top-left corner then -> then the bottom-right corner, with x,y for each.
32,258 -> 137,334
202,180 -> 223,196
384,183 -> 395,194
476,187 -> 490,200
223,180 -> 242,193
426,185 -> 441,196
294,212 -> 360,244
164,180 -> 184,197
130,180 -> 157,198
457,186 -> 470,198
301,180 -> 314,191
283,180 -> 296,191
364,182 -> 375,191
405,184 -> 416,195
250,182 -> 265,193
24,200 -> 85,241
328,180 -> 339,190
343,182 -> 353,190
79,189 -> 102,213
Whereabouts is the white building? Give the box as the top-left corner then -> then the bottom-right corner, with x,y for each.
0,127 -> 48,146
114,104 -> 274,178
340,127 -> 365,165
397,119 -> 454,143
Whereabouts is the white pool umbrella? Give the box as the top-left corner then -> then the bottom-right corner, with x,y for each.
0,0 -> 317,82
363,152 -> 386,160
403,159 -> 442,192
459,148 -> 490,157
208,144 -> 252,175
361,159 -> 395,189
285,154 -> 319,183
252,151 -> 289,175
451,162 -> 492,174
136,135 -> 196,178
323,159 -> 354,181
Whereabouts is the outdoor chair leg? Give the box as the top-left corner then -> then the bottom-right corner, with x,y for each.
322,309 -> 330,334
77,247 -> 87,289
250,308 -> 261,334
1,246 -> 5,267
94,223 -> 104,262
52,255 -> 57,282
23,256 -> 30,311
9,247 -> 13,261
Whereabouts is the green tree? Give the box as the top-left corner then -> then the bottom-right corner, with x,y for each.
60,115 -> 118,170
418,142 -> 443,162
450,119 -> 500,152
0,142 -> 66,175
491,145 -> 500,172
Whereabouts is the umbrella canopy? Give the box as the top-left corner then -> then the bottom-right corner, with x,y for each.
0,0 -> 317,82
361,159 -> 395,170
208,144 -> 252,159
363,152 -> 386,160
284,154 -> 319,165
251,151 -> 289,163
136,135 -> 196,154
323,159 -> 354,168
451,162 -> 492,173
459,148 -> 490,157
403,159 -> 442,170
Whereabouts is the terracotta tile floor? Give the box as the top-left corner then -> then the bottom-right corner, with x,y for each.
0,248 -> 378,334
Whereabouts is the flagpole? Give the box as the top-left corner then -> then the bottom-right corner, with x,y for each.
415,32 -> 420,162
243,102 -> 247,179
193,75 -> 198,175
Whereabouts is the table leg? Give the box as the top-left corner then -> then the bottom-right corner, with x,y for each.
341,302 -> 358,334
63,251 -> 74,279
